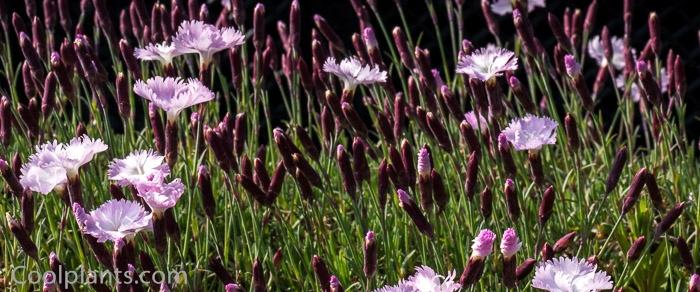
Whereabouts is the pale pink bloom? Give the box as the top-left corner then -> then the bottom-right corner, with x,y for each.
322,56 -> 387,91
134,42 -> 186,65
456,45 -> 518,81
20,136 -> 107,194
173,20 -> 245,65
502,115 -> 558,151
490,0 -> 546,16
133,76 -> 215,121
134,175 -> 185,214
108,150 -> 170,186
464,111 -> 488,133
73,200 -> 152,243
532,257 -> 613,291
500,228 -> 522,258
690,274 -> 700,292
19,148 -> 67,194
471,229 -> 496,258
373,265 -> 460,292
225,284 -> 243,292
587,35 -> 625,70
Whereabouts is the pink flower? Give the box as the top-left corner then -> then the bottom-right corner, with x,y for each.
464,111 -> 488,133
20,136 -> 108,194
564,54 -> 581,77
532,257 -> 613,291
134,42 -> 186,65
133,77 -> 215,122
416,147 -> 431,177
471,229 -> 496,258
490,0 -> 546,16
73,199 -> 152,243
456,45 -> 518,81
501,115 -> 558,151
322,56 -> 387,91
500,228 -> 522,258
134,175 -> 185,214
173,20 -> 245,65
690,274 -> 700,292
108,150 -> 170,186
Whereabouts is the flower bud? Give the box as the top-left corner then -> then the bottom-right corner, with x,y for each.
238,174 -> 271,206
626,236 -> 646,261
363,231 -> 377,278
465,151 -> 479,200
541,242 -> 554,261
0,158 -> 24,198
553,231 -> 576,253
516,258 -> 537,281
564,114 -> 579,151
208,256 -> 234,285
432,170 -> 448,213
21,191 -> 34,234
621,167 -> 648,215
397,189 -> 434,237
119,39 -> 141,78
392,27 -> 413,69
479,187 -> 492,219
426,112 -> 452,152
267,160 -> 286,202
548,13 -> 572,51
504,178 -> 520,221
342,102 -> 368,136
198,165 -> 215,219
312,255 -> 331,292
7,212 -> 38,259
690,274 -> 700,292
498,134 -> 516,178
330,275 -> 343,292
654,202 -> 685,240
333,145 -> 355,199
676,237 -> 694,272
377,159 -> 389,209
252,258 -> 266,292
539,185 -> 556,226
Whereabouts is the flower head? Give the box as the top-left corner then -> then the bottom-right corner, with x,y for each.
564,54 -> 581,77
134,175 -> 185,214
72,200 -> 152,243
532,256 -> 613,291
173,20 -> 245,65
456,45 -> 518,81
133,76 -> 215,121
588,35 -> 625,70
464,111 -> 488,133
20,136 -> 107,194
322,56 -> 387,91
500,228 -> 522,258
690,274 -> 700,292
416,147 -> 431,177
491,0 -> 546,16
471,229 -> 496,258
501,115 -> 558,151
134,42 -> 185,65
373,265 -> 461,292
108,150 -> 170,186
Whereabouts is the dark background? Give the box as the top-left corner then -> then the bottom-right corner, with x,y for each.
3,0 -> 700,143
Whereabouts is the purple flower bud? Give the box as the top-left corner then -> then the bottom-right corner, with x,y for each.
7,213 -> 38,259
267,161 -> 286,202
541,242 -> 554,261
500,228 -> 522,258
627,236 -> 646,261
539,185 -> 556,226
417,147 -> 432,177
498,133 -> 516,178
329,275 -> 343,292
312,255 -> 331,292
0,158 -> 24,198
238,174 -> 271,206
480,187 -> 492,219
364,231 -> 377,278
208,256 -> 234,285
426,112 -> 452,152
548,13 -> 572,51
337,144 -> 356,199
392,27 -> 413,69
553,231 -> 576,253
432,169 -> 448,213
465,151 -> 479,200
341,102 -> 367,136
621,167 -> 648,215
397,189 -> 434,237
583,0 -> 597,35
377,159 -> 389,209
198,165 -> 215,219
516,258 -> 537,281
252,258 -> 266,292
654,202 -> 685,239
504,178 -> 520,221
471,228 -> 496,258
676,237 -> 694,272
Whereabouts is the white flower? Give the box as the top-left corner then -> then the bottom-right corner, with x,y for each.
73,199 -> 152,243
587,35 -> 625,70
501,115 -> 558,151
373,265 -> 461,292
532,256 -> 613,292
456,45 -> 518,81
173,20 -> 245,65
490,0 -> 546,16
323,56 -> 387,91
